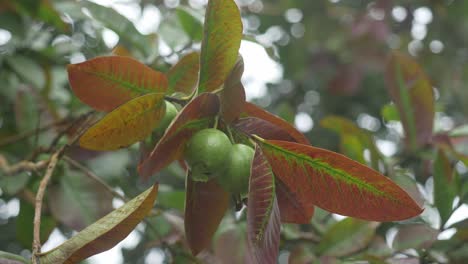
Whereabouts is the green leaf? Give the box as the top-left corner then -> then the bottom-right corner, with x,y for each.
247,146 -> 281,263
6,55 -> 45,89
433,150 -> 457,226
48,169 -> 113,231
16,200 -> 56,248
167,52 -> 200,97
79,93 -> 166,151
185,174 -> 229,255
39,185 -> 158,263
198,0 -> 243,93
176,7 -> 203,42
317,218 -> 379,257
256,138 -> 423,221
392,224 -> 439,251
0,172 -> 30,196
0,250 -> 30,264
68,56 -> 168,112
138,93 -> 220,179
381,103 -> 400,122
385,52 -> 435,150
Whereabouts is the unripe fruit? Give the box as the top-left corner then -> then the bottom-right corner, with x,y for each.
217,144 -> 255,197
185,128 -> 232,182
155,101 -> 178,134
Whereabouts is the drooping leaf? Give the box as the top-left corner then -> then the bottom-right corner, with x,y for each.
83,2 -> 157,57
243,103 -> 310,145
185,174 -> 229,255
247,146 -> 281,264
220,56 -> 246,123
213,223 -> 254,264
198,0 -> 243,93
48,169 -> 113,231
138,93 -> 220,179
79,93 -> 166,151
433,149 -> 457,226
392,224 -> 439,251
39,185 -> 158,264
68,56 -> 168,112
276,180 -> 314,224
234,117 -> 296,143
317,218 -> 379,257
167,52 -> 199,96
176,7 -> 203,42
385,52 -> 435,150
256,138 -> 423,221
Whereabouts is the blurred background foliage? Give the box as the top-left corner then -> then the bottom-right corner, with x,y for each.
1,0 -> 468,263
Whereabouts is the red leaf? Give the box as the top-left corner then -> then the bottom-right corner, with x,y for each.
220,56 -> 246,123
68,56 -> 168,112
185,174 -> 230,255
257,139 -> 423,221
233,117 -> 296,142
167,52 -> 199,96
385,52 -> 435,150
138,93 -> 220,179
276,180 -> 314,224
244,103 -> 310,145
247,146 -> 281,264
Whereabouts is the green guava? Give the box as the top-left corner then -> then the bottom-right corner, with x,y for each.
217,144 -> 255,197
184,128 -> 232,182
154,101 -> 178,134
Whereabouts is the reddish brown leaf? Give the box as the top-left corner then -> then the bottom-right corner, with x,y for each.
167,52 -> 200,96
244,103 -> 310,145
233,117 -> 296,142
185,174 -> 230,255
68,56 -> 168,112
385,52 -> 435,150
138,93 -> 220,179
39,185 -> 158,263
247,146 -> 281,264
257,139 -> 423,221
220,56 -> 246,123
276,180 -> 314,224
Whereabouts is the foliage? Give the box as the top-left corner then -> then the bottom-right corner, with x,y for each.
1,0 -> 467,263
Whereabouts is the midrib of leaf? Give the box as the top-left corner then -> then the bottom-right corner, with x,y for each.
81,69 -> 161,95
261,142 -> 400,203
395,63 -> 417,150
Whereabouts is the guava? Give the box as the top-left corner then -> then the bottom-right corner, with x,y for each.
217,144 -> 255,197
184,128 -> 232,182
154,101 -> 178,134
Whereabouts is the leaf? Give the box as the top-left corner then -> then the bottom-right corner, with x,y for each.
68,56 -> 168,112
243,102 -> 310,145
138,93 -> 220,179
16,200 -> 56,248
234,117 -> 296,143
276,180 -> 314,224
0,251 -> 30,264
167,52 -> 200,96
14,87 -> 40,134
220,56 -> 246,123
83,2 -> 157,57
39,185 -> 158,264
317,218 -> 379,257
176,7 -> 203,42
213,223 -> 254,264
185,174 -> 229,255
198,0 -> 243,93
6,55 -> 45,89
392,224 -> 439,251
247,146 -> 281,264
79,93 -> 166,151
48,169 -> 113,231
433,149 -> 457,226
256,139 -> 423,221
385,52 -> 435,150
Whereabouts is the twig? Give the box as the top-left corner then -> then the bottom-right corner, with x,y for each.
0,155 -> 49,175
63,156 -> 128,202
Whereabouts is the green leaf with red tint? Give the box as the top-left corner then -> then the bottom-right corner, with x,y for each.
220,56 -> 246,123
138,93 -> 220,179
433,149 -> 457,226
243,102 -> 310,145
393,224 -> 439,251
79,93 -> 166,151
185,174 -> 229,255
317,218 -> 379,257
385,52 -> 434,150
276,180 -> 314,224
198,0 -> 242,93
68,56 -> 168,112
247,146 -> 281,264
39,185 -> 158,264
167,52 -> 200,97
256,138 -> 423,221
